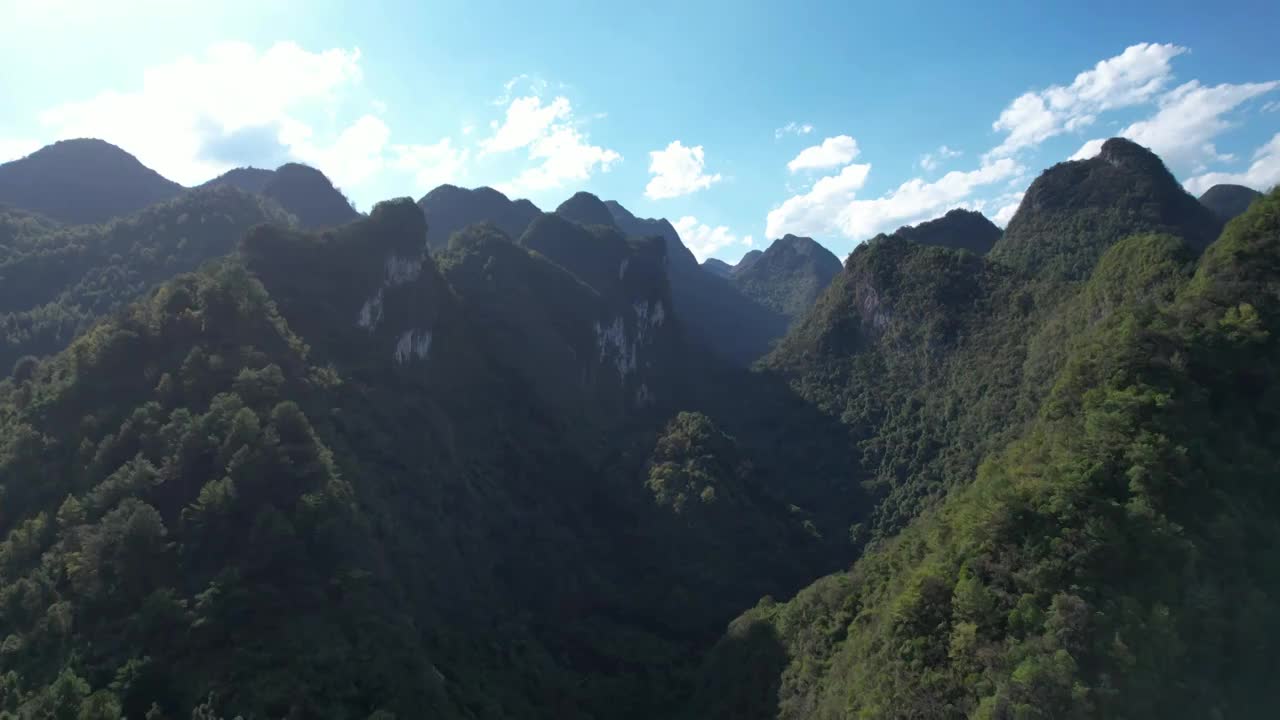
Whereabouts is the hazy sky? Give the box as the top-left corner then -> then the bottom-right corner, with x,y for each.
3,0 -> 1278,260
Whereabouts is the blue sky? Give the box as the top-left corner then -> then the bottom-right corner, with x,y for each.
3,0 -> 1278,261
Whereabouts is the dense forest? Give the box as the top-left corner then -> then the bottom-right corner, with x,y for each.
0,134 -> 1275,719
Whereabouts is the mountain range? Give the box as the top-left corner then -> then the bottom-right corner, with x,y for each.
0,135 -> 1275,719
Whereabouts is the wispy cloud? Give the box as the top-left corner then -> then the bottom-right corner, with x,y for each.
987,42 -> 1187,159
774,121 -> 814,139
919,145 -> 962,171
483,94 -> 620,195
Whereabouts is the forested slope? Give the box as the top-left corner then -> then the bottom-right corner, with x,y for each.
690,189 -> 1280,720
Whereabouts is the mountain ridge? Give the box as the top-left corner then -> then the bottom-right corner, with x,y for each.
1199,182 -> 1263,222
991,137 -> 1222,279
2,134 -> 1279,719
417,184 -> 541,249
729,234 -> 842,323
883,208 -> 1002,254
0,138 -> 184,224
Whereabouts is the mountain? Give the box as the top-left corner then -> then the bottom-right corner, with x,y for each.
0,185 -> 294,370
198,166 -> 276,195
556,191 -> 617,227
735,249 -> 763,273
767,228 -> 1048,534
417,184 -> 540,250
991,137 -> 1223,279
692,190 -> 1280,720
761,142 -> 1241,539
200,164 -> 358,229
702,258 -> 733,277
509,211 -> 685,415
604,199 -> 788,364
4,131 -> 1280,720
887,208 -> 1001,254
605,200 -> 683,247
255,163 -> 359,229
1199,183 -> 1263,222
0,139 -> 183,224
0,198 -> 841,719
729,234 -> 841,322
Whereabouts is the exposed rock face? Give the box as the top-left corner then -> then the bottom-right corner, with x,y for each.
240,197 -> 448,370
605,201 -> 786,364
772,233 -> 999,359
519,211 -> 679,393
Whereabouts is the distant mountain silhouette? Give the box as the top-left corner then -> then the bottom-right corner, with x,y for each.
735,249 -> 763,273
605,200 -> 684,249
417,184 -> 540,250
201,164 -> 358,228
702,258 -> 733,277
259,163 -> 360,229
888,208 -> 1001,254
1199,183 -> 1263,222
556,191 -> 617,227
605,199 -> 787,364
198,166 -> 277,195
0,138 -> 182,224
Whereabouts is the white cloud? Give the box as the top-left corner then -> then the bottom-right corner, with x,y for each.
494,74 -> 549,106
0,139 -> 40,163
674,216 -> 753,262
644,141 -> 721,199
988,43 -> 1186,158
836,159 -> 1022,241
919,144 -> 962,171
484,94 -> 621,195
505,125 -> 621,191
765,162 -> 872,239
766,158 -> 1020,242
9,41 -> 488,208
1069,138 -> 1106,161
1071,80 -> 1278,170
32,41 -> 367,186
787,135 -> 859,173
479,95 -> 571,154
1264,100 -> 1280,114
392,137 -> 470,192
775,121 -> 814,138
992,191 -> 1025,226
1184,133 -> 1280,195
284,114 -> 391,190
